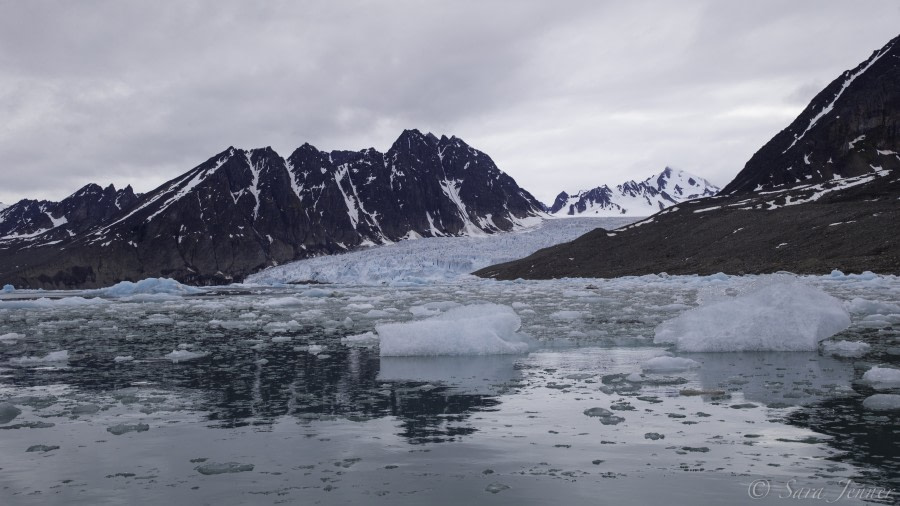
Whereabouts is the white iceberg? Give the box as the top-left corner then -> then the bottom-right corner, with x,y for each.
377,304 -> 533,356
654,280 -> 850,352
96,278 -> 203,297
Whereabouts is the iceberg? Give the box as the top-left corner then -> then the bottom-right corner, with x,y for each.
377,304 -> 533,356
655,279 -> 850,352
96,278 -> 203,297
862,394 -> 900,411
820,340 -> 870,358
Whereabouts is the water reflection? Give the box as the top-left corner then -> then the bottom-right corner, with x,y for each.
3,339 -> 513,444
689,351 -> 856,407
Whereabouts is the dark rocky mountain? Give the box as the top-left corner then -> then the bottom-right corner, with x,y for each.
723,34 -> 900,193
548,167 -> 718,216
477,34 -> 900,280
0,130 -> 544,288
0,184 -> 139,244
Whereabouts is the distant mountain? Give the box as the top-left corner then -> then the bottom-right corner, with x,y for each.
724,35 -> 900,193
477,33 -> 900,280
0,130 -> 545,288
549,167 -> 719,216
0,184 -> 139,244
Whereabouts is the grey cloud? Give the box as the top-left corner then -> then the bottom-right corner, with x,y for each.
0,0 -> 898,205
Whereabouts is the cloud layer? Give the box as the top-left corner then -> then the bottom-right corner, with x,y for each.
1,0 -> 898,204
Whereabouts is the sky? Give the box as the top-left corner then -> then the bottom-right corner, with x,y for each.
1,1 -> 899,205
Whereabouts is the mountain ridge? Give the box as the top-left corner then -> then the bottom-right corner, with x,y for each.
0,130 -> 545,288
549,167 -> 719,216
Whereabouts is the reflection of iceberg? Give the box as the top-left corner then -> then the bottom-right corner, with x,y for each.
378,355 -> 521,395
689,351 -> 855,406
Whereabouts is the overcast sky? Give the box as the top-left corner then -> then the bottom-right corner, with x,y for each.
1,1 -> 898,205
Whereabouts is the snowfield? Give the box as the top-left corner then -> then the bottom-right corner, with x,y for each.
247,217 -> 637,285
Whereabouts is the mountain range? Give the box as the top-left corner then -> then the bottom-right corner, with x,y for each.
477,33 -> 900,280
549,167 -> 719,216
0,130 -> 544,288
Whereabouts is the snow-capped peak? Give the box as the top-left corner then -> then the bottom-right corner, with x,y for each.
549,167 -> 719,217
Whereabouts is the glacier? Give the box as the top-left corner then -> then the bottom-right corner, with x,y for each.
247,217 -> 637,285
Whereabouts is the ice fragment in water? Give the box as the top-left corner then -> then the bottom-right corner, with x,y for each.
862,394 -> 900,411
377,304 -> 533,356
862,367 -> 900,390
820,340 -> 870,358
10,350 -> 69,365
107,423 -> 150,435
654,279 -> 850,352
641,356 -> 701,372
164,350 -> 208,362
195,462 -> 255,475
95,277 -> 203,297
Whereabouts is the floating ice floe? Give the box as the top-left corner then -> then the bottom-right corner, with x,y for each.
95,277 -> 203,298
113,355 -> 135,363
654,279 -> 850,352
10,350 -> 69,365
862,366 -> 900,390
862,394 -> 900,411
377,304 -> 533,356
341,331 -> 379,346
846,297 -> 900,315
820,340 -> 870,358
164,350 -> 208,362
0,332 -> 24,344
641,356 -> 701,373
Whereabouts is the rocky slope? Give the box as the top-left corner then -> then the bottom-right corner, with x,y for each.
549,167 -> 718,216
0,130 -> 544,288
477,33 -> 900,280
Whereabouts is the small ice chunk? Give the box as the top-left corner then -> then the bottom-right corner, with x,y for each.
377,304 -> 533,356
0,332 -> 24,342
341,331 -> 379,345
26,444 -> 59,452
655,280 -> 850,352
10,350 -> 69,365
195,462 -> 255,475
862,394 -> 900,411
820,340 -> 870,358
164,350 -> 208,362
625,372 -> 644,383
862,367 -> 900,389
107,423 -> 150,435
641,356 -> 701,373
271,336 -> 292,343
300,288 -> 333,298
846,298 -> 900,315
113,356 -> 135,363
485,483 -> 510,494
72,404 -> 100,415
550,310 -> 585,320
